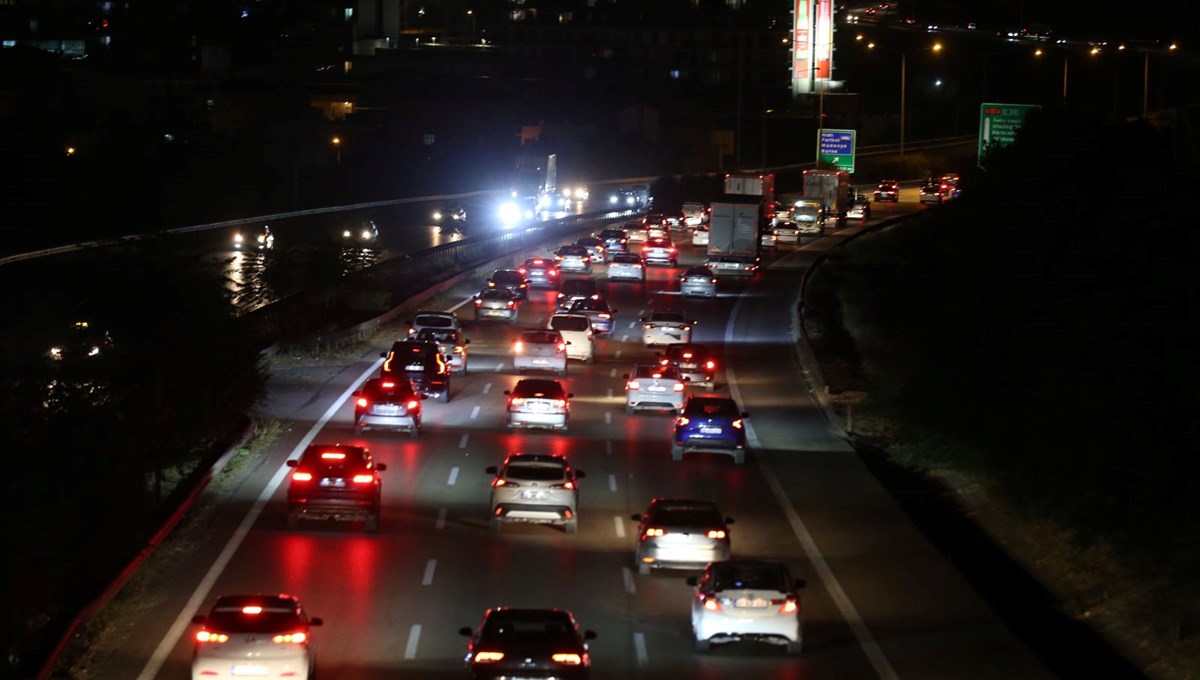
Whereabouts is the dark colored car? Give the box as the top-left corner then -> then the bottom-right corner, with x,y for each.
352,377 -> 421,436
487,268 -> 530,300
873,179 -> 900,202
285,444 -> 386,531
556,278 -> 601,311
520,257 -> 560,289
459,608 -> 596,679
672,396 -> 749,464
919,177 -> 948,204
381,340 -> 451,403
658,343 -> 717,388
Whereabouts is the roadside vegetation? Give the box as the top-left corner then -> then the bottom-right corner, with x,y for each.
804,108 -> 1198,677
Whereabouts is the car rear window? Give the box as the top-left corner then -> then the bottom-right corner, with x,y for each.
479,611 -> 576,645
299,446 -> 368,472
417,329 -> 457,343
558,246 -> 586,256
414,314 -> 453,328
504,463 -> 566,481
648,502 -> 722,526
207,604 -> 304,634
667,344 -> 707,359
633,365 -> 680,379
522,331 -> 561,344
550,316 -> 591,332
612,254 -> 641,264
514,379 -> 565,397
390,342 -> 435,359
492,270 -> 523,283
685,397 -> 737,417
711,563 -> 790,592
650,312 -> 685,323
480,290 -> 511,300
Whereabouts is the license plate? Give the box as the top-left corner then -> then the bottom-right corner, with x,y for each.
649,386 -> 666,392
484,309 -> 504,315
520,490 -> 548,500
231,665 -> 268,676
665,330 -> 681,338
529,402 -> 549,412
700,427 -> 722,434
680,362 -> 698,369
532,359 -> 548,365
319,478 -> 346,487
405,363 -> 424,371
375,405 -> 401,414
735,597 -> 770,608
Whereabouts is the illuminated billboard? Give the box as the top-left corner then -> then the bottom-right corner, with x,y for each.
792,0 -> 834,94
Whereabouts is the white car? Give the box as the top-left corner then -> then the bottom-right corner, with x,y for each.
641,310 -> 694,347
554,245 -> 592,273
689,560 -> 805,654
504,378 -> 572,431
692,225 -> 710,246
774,221 -> 800,243
624,364 -> 686,414
512,329 -> 569,376
406,310 -> 461,338
679,267 -> 717,298
487,453 -> 583,533
548,313 -> 595,364
607,253 -> 645,282
847,201 -> 870,220
191,594 -> 323,680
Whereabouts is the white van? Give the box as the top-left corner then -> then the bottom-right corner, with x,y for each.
548,313 -> 595,364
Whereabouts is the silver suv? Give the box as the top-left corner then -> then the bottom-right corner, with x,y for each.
487,453 -> 585,533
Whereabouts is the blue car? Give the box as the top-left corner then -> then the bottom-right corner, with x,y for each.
672,396 -> 749,464
568,298 -> 616,335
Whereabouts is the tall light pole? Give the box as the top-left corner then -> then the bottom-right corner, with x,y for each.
467,9 -> 475,40
898,42 -> 942,155
331,135 -> 341,165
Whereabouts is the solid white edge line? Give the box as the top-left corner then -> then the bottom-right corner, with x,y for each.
447,466 -> 460,485
614,515 -> 626,538
422,559 -> 437,586
137,358 -> 384,680
724,252 -> 899,680
633,631 -> 649,666
404,623 -> 422,659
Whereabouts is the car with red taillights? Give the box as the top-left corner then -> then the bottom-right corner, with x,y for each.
512,329 -> 569,376
554,244 -> 592,273
624,363 -> 686,414
658,343 -> 718,388
520,257 -> 560,289
459,607 -> 596,679
380,339 -> 451,403
351,377 -> 421,437
473,288 -> 519,324
567,297 -> 617,335
641,236 -> 678,266
191,594 -> 323,680
285,444 -> 386,531
631,498 -> 733,574
688,560 -> 806,654
672,395 -> 749,464
504,378 -> 572,431
486,453 -> 585,533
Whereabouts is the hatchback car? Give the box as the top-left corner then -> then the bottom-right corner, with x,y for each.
659,343 -> 717,388
285,444 -> 386,531
505,378 -> 572,431
632,498 -> 732,574
679,267 -> 718,298
381,340 -> 451,402
773,221 -> 800,243
556,278 -> 601,312
624,364 -> 686,414
575,236 -> 606,262
554,244 -> 592,273
486,268 -> 530,300
874,179 -> 900,202
352,378 -> 421,437
192,594 -> 323,680
597,228 -> 629,259
568,298 -> 617,335
688,560 -> 805,653
672,396 -> 749,464
459,608 -> 595,679
487,453 -> 585,532
641,310 -> 694,347
413,327 -> 470,374
520,257 -> 560,289
607,253 -> 645,282
473,289 -> 519,323
759,227 -> 778,251
691,224 -> 710,246
641,236 -> 678,266
548,313 -> 595,364
512,329 -> 569,376
847,199 -> 870,221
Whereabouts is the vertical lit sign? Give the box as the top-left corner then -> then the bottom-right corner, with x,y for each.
792,0 -> 809,83
792,0 -> 834,92
815,0 -> 832,78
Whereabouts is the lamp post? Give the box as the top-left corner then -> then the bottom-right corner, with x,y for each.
331,135 -> 341,165
899,42 -> 942,155
467,9 -> 475,40
1144,43 -> 1178,116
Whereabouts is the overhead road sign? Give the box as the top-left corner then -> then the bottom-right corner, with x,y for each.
817,128 -> 856,173
978,102 -> 1039,167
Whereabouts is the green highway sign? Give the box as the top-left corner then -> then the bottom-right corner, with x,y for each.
978,102 -> 1039,166
817,128 -> 856,173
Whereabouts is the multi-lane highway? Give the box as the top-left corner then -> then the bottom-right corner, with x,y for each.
76,192 -> 1054,680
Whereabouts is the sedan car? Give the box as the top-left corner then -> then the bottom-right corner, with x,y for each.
706,254 -> 759,277
874,179 -> 900,202
352,378 -> 421,437
575,236 -> 606,262
548,313 -> 595,364
624,364 -> 686,414
487,453 -> 584,532
191,594 -> 323,680
607,253 -> 645,282
512,329 -> 569,376
773,221 -> 801,243
413,327 -> 470,374
556,278 -> 601,312
679,267 -> 717,298
459,608 -> 595,679
473,289 -> 519,323
689,560 -> 805,653
759,227 -> 778,251
554,244 -> 592,273
632,498 -> 732,574
520,257 -> 560,289
285,444 -> 386,531
641,236 -> 677,266
486,268 -> 530,301
505,378 -> 572,431
672,396 -> 748,464
597,228 -> 630,259
658,343 -> 717,388
567,298 -> 617,335
641,310 -> 694,347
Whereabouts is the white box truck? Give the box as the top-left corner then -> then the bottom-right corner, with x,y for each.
706,201 -> 761,276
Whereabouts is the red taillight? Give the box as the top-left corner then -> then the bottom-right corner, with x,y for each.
643,324 -> 652,330
673,383 -> 685,392
668,247 -> 677,253
552,652 -> 583,665
778,598 -> 799,614
548,269 -> 558,277
556,343 -> 567,353
474,651 -> 505,663
644,527 -> 665,537
518,267 -> 527,274
703,596 -> 722,612
507,300 -> 515,308
474,298 -> 482,306
552,480 -> 576,490
509,397 -> 525,407
272,631 -> 307,644
291,471 -> 313,482
553,399 -> 567,408
513,341 -> 524,353
491,478 -> 515,487
356,397 -> 368,408
195,630 -> 229,643
352,473 -> 375,484
659,358 -> 669,365
676,416 -> 690,426
706,529 -> 727,539
407,399 -> 420,410
705,360 -> 716,370
627,380 -> 640,390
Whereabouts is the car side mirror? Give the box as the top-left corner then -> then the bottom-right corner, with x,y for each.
584,630 -> 598,641
741,411 -> 750,418
630,513 -> 642,521
686,576 -> 699,586
375,463 -> 387,472
310,617 -> 324,626
795,578 -> 807,590
285,460 -> 298,467
486,466 -> 498,474
503,390 -> 511,396
575,470 -> 586,478
191,615 -> 207,625
458,627 -> 473,637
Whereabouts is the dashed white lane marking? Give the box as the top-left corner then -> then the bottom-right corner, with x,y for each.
628,321 -> 637,329
614,516 -> 626,538
404,624 -> 422,659
422,559 -> 437,586
633,632 -> 649,666
609,474 -> 618,492
447,467 -> 459,485
494,363 -> 503,372
606,388 -> 613,399
615,349 -> 623,358
605,412 -> 612,425
436,508 -> 447,529
482,382 -> 492,394
623,567 -> 637,595
620,334 -> 629,342
459,433 -> 469,448
606,441 -> 613,455
470,406 -> 480,419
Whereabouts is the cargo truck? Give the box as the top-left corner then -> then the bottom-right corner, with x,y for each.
724,172 -> 775,206
706,200 -> 761,276
801,169 -> 850,231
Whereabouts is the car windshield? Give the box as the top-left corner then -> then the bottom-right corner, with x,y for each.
416,329 -> 457,344
414,314 -> 454,328
550,316 -> 591,332
711,563 -> 791,592
522,331 -> 561,344
504,462 -> 567,481
633,365 -> 680,379
207,601 -> 304,634
478,611 -> 577,646
648,501 -> 722,526
570,300 -> 607,312
685,397 -> 737,417
650,312 -> 685,323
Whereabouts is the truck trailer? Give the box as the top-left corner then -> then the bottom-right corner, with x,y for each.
706,200 -> 761,276
801,169 -> 850,230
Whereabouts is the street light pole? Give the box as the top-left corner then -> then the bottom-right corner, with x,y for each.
900,50 -> 906,156
1142,51 -> 1149,117
1063,55 -> 1069,103
468,9 -> 475,40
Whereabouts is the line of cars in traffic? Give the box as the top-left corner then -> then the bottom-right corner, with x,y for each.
190,210 -> 805,679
